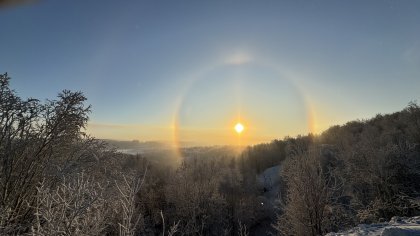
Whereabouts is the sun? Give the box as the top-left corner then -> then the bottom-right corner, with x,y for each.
234,123 -> 244,134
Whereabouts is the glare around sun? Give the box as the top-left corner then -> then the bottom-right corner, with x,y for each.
234,123 -> 244,134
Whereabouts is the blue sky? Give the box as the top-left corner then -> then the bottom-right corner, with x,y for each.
1,0 -> 420,145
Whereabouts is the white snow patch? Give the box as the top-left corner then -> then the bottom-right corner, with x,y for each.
326,216 -> 420,236
257,165 -> 282,201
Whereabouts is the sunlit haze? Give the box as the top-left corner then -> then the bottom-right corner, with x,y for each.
1,1 -> 420,146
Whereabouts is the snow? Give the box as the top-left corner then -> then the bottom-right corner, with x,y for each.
251,165 -> 282,235
326,216 -> 420,236
256,165 -> 282,201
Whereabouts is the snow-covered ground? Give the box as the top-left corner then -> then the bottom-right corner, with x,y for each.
326,216 -> 420,236
251,165 -> 282,235
256,165 -> 282,202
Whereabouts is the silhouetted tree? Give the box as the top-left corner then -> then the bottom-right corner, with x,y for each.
0,73 -> 91,233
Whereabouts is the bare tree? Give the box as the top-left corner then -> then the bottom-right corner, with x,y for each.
0,73 -> 91,233
115,168 -> 147,236
31,173 -> 106,235
164,159 -> 229,235
160,210 -> 179,236
274,147 -> 342,236
237,220 -> 249,236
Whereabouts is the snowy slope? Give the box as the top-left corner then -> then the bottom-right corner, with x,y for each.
256,165 -> 281,201
251,165 -> 282,235
326,216 -> 420,236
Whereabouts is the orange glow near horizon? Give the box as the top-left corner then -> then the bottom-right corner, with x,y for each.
86,57 -> 317,148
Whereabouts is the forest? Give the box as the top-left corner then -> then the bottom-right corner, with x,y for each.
1,72 -> 419,235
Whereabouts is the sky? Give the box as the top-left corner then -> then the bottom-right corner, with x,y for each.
1,0 -> 420,146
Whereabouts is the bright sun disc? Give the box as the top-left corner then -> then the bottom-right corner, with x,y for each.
234,123 -> 244,133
